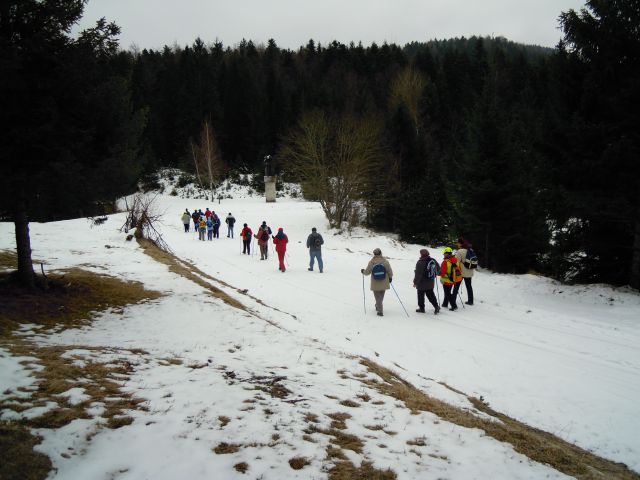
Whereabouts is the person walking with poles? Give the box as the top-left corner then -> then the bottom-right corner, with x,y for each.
455,237 -> 477,305
361,248 -> 393,317
226,213 -> 236,238
181,209 -> 191,232
413,249 -> 440,315
272,227 -> 289,272
306,227 -> 324,273
255,224 -> 271,260
240,223 -> 252,254
440,247 -> 462,310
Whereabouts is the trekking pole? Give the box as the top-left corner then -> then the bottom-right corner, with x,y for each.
390,283 -> 410,318
458,288 -> 466,309
285,252 -> 290,267
362,274 -> 366,314
435,281 -> 441,305
252,237 -> 255,258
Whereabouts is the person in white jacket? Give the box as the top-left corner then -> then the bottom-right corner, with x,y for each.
455,237 -> 475,305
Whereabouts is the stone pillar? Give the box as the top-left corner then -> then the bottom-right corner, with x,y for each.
264,176 -> 276,202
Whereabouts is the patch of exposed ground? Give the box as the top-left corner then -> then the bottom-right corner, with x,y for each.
0,254 -> 162,480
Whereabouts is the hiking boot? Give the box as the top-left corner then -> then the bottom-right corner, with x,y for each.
308,268 -> 313,271
434,306 -> 440,315
377,312 -> 383,317
449,306 -> 458,311
416,308 -> 425,313
465,301 -> 473,305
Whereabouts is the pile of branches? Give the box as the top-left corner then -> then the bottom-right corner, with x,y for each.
120,194 -> 171,252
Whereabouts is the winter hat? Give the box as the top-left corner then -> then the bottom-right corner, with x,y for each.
243,223 -> 247,227
278,227 -> 283,232
373,248 -> 382,255
443,247 -> 453,255
420,249 -> 429,257
312,227 -> 317,232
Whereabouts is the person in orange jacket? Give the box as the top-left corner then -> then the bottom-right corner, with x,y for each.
440,247 -> 462,311
272,227 -> 288,272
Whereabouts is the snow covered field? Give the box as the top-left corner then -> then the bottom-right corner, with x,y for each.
1,183 -> 639,479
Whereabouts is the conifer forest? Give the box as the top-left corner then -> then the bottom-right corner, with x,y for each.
1,0 -> 639,288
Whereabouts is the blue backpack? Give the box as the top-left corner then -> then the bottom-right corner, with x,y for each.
464,248 -> 479,269
371,263 -> 387,280
425,258 -> 438,280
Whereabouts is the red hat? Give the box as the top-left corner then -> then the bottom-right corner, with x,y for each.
278,227 -> 283,231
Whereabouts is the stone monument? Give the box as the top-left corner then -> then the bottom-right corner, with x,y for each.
264,155 -> 276,203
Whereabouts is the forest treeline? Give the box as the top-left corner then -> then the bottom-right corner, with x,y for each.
1,1 -> 638,288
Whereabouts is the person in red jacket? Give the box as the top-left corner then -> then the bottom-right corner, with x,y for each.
440,247 -> 462,311
272,227 -> 288,272
240,223 -> 252,255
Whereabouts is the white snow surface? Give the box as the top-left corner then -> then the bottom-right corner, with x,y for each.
1,183 -> 639,479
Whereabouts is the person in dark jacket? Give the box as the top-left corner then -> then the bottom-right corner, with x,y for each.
240,223 -> 252,254
212,212 -> 221,238
413,249 -> 440,315
226,213 -> 236,238
306,227 -> 324,273
272,228 -> 288,272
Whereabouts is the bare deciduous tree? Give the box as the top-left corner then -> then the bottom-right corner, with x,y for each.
191,120 -> 225,201
389,66 -> 427,135
120,194 -> 171,252
279,111 -> 390,229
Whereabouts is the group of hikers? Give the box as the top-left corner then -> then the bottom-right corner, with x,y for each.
361,238 -> 477,317
180,208 -> 324,274
181,208 -> 476,316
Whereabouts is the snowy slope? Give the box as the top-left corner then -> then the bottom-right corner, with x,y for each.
1,184 -> 639,479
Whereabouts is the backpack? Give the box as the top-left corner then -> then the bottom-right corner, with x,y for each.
449,261 -> 463,283
464,248 -> 479,269
371,263 -> 387,280
314,236 -> 322,248
244,229 -> 252,241
425,258 -> 438,280
261,230 -> 269,241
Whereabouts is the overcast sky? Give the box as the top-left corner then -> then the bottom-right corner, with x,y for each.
75,0 -> 587,51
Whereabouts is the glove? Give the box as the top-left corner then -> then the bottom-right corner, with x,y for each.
389,277 -> 392,283
360,269 -> 364,274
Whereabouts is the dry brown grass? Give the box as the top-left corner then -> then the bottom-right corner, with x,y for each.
0,421 -> 52,480
213,442 -> 242,454
326,412 -> 352,430
234,462 -> 249,473
339,399 -> 360,408
0,266 -> 161,335
0,250 -> 18,270
359,358 -> 640,480
288,456 -> 310,470
328,460 -> 397,480
218,416 -> 231,428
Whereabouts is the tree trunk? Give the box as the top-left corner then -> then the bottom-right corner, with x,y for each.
631,213 -> 640,290
14,200 -> 36,288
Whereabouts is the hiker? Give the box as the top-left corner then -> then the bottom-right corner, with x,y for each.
455,237 -> 476,305
361,248 -> 393,317
205,207 -> 212,219
272,227 -> 288,272
206,216 -> 214,241
181,210 -> 191,232
226,213 -> 236,238
240,223 -> 252,254
254,224 -> 271,260
198,216 -> 207,241
212,212 -> 221,238
413,249 -> 440,314
440,247 -> 462,310
192,210 -> 200,233
306,227 -> 324,273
